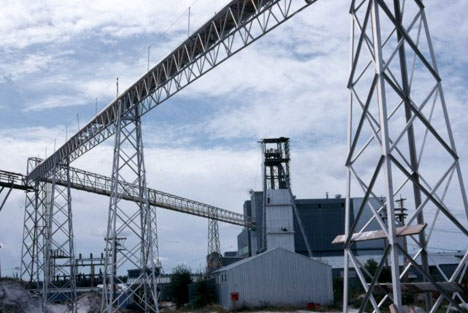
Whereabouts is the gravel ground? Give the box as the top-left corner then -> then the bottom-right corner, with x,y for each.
0,279 -> 42,313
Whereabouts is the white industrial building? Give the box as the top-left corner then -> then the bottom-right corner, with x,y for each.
212,248 -> 333,310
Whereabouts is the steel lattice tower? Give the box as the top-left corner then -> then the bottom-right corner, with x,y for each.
207,216 -> 222,273
343,1 -> 468,312
20,158 -> 47,287
101,100 -> 159,313
42,159 -> 77,312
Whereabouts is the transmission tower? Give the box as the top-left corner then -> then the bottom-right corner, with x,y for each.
343,1 -> 468,313
101,100 -> 159,313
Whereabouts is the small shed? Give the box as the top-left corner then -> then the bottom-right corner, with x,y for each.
212,248 -> 333,310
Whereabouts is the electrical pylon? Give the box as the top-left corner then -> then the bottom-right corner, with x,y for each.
344,1 -> 468,313
101,100 -> 159,313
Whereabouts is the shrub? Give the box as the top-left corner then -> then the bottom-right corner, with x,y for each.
168,265 -> 192,308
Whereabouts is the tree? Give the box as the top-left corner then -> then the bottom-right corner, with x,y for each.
191,278 -> 217,308
364,258 -> 391,283
169,265 -> 193,308
364,258 -> 378,281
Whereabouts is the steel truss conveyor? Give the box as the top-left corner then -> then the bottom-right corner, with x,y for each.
27,0 -> 317,181
51,162 -> 247,226
0,163 -> 246,226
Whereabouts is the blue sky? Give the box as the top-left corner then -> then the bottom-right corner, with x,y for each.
1,0 -> 468,276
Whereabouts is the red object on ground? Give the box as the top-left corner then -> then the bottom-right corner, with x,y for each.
307,302 -> 321,310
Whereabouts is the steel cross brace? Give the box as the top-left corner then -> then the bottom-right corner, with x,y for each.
344,1 -> 468,313
20,158 -> 247,286
43,158 -> 77,313
101,102 -> 158,313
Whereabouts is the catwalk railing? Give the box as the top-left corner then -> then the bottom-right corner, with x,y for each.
0,170 -> 31,191
27,0 -> 317,181
0,170 -> 32,212
0,167 -> 247,226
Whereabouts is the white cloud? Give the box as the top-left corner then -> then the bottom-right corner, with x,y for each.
24,95 -> 89,112
0,54 -> 53,82
0,0 -> 230,49
1,0 -> 468,277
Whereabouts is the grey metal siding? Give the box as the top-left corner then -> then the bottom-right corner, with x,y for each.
265,189 -> 295,252
215,249 -> 333,309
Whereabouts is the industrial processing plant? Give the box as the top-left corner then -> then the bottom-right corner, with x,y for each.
0,1 -> 468,313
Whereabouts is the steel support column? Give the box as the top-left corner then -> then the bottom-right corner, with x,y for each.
207,216 -> 222,273
43,158 -> 77,312
101,100 -> 158,313
21,158 -> 47,287
345,1 -> 468,312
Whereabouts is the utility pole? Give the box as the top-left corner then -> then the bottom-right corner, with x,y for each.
395,195 -> 409,281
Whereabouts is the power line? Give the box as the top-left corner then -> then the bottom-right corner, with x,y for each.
407,242 -> 466,253
432,228 -> 463,234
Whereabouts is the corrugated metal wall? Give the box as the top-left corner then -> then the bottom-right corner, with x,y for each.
214,248 -> 333,310
265,189 -> 295,252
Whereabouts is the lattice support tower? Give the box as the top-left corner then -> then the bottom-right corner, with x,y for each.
101,100 -> 159,313
207,215 -> 222,273
343,1 -> 468,312
20,158 -> 48,287
43,158 -> 77,312
150,204 -> 162,303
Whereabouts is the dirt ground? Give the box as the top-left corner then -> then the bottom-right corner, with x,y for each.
0,279 -> 101,313
0,278 -> 347,313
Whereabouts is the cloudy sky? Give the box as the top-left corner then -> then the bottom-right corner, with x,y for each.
1,0 -> 468,277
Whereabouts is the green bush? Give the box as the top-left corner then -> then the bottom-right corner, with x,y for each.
190,279 -> 217,308
168,265 -> 193,308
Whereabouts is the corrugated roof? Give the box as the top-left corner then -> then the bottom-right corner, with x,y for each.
212,248 -> 331,273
